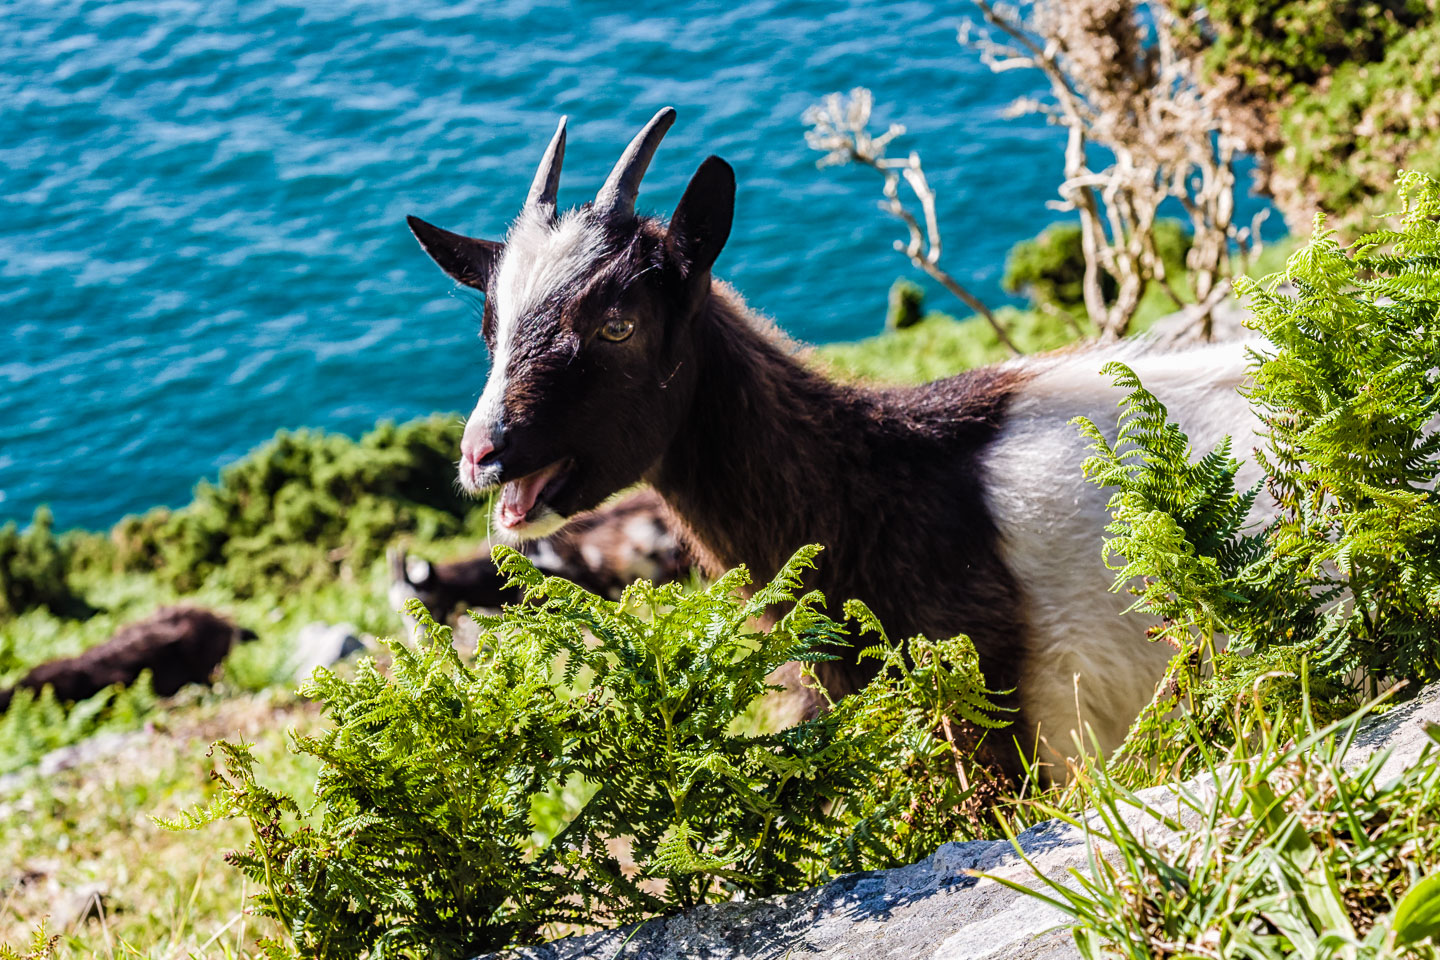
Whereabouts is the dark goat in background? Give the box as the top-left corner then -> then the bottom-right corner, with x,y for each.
390,488 -> 691,623
0,606 -> 256,712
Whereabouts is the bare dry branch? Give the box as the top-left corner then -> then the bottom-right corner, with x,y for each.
964,0 -> 1252,340
804,89 -> 1019,355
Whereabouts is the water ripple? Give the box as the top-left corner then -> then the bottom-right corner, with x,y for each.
0,0 -> 1281,529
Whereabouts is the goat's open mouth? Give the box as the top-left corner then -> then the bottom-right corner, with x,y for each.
496,460 -> 572,530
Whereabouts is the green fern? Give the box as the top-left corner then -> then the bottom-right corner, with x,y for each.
1078,172 -> 1440,777
169,545 -> 1012,956
821,598 -> 1015,871
0,919 -> 57,960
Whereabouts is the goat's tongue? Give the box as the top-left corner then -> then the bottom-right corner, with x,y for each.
498,463 -> 562,529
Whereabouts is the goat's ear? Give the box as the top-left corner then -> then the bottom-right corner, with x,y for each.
668,156 -> 734,281
407,215 -> 503,290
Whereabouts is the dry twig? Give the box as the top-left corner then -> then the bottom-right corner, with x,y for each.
805,89 -> 1019,355
963,0 -> 1263,339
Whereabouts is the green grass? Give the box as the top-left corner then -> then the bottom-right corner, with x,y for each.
0,531 -> 496,776
1,694 -> 325,957
0,527 -> 471,955
997,691 -> 1440,959
814,306 -> 1073,384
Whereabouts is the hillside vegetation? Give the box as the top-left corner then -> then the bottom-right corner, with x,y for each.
9,1 -> 1440,950
1172,0 -> 1440,229
2,151 -> 1437,960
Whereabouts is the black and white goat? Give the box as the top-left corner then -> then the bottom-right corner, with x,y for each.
406,108 -> 1264,768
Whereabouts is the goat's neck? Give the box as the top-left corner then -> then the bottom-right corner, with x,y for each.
650,285 -> 865,580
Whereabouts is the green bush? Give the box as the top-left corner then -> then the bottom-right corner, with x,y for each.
0,508 -> 80,621
887,278 -> 926,330
167,547 -> 1010,957
828,601 -> 1017,866
100,416 -> 478,596
1072,171 -> 1440,774
1002,220 -> 1192,313
1279,26 -> 1440,226
1171,0 -> 1428,95
1171,0 -> 1437,227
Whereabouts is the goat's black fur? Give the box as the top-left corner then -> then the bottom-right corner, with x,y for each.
408,111 -> 1037,768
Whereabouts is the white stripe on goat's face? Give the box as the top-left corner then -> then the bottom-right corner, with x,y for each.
453,205 -> 695,544
457,205 -> 610,518
463,207 -> 610,492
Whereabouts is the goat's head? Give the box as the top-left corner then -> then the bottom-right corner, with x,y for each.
408,108 -> 734,538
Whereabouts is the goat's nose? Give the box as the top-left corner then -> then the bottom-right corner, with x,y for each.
461,421 -> 507,466
488,420 -> 508,455
462,436 -> 493,466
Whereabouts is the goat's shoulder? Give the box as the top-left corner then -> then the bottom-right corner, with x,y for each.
863,365 -> 1034,447
1008,337 -> 1255,425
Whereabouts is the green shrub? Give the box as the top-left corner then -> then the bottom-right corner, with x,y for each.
102,416 -> 479,596
1002,220 -> 1192,313
167,547 -> 1010,957
887,278 -> 926,330
1279,26 -> 1440,227
1003,222 -> 1111,311
1171,0 -> 1437,227
0,508 -> 80,621
1171,0 -> 1428,95
1072,171 -> 1440,774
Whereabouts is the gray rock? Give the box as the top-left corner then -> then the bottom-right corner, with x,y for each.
288,622 -> 365,683
1146,295 -> 1254,345
484,829 -> 1078,960
1145,282 -> 1304,346
481,686 -> 1440,960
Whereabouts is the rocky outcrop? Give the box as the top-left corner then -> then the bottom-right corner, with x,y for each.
287,621 -> 365,683
484,685 -> 1440,960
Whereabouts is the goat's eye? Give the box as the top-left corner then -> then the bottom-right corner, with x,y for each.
598,317 -> 636,342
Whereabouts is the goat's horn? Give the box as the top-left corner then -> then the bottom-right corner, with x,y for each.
595,107 -> 676,216
525,115 -> 568,216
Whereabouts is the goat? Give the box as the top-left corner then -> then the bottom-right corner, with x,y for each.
388,487 -> 691,622
405,108 -> 1265,770
0,606 -> 257,712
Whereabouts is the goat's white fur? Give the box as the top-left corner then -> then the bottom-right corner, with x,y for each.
468,208 -> 608,530
982,339 -> 1267,760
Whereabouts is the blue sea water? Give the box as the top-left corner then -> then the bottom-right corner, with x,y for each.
0,0 -> 1280,531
